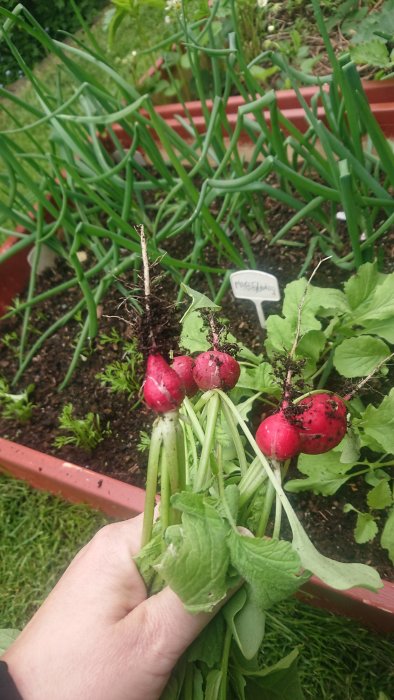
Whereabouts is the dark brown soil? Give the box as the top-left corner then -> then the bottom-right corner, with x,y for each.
1,220 -> 393,581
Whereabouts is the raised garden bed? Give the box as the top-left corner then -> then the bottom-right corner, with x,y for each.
1,229 -> 394,634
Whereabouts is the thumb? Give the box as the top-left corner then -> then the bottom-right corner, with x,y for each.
145,586 -> 214,660
127,586 -> 217,678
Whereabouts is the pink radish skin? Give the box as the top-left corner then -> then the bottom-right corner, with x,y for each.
256,411 -> 302,461
171,355 -> 198,397
297,393 -> 347,455
193,350 -> 240,391
143,354 -> 185,413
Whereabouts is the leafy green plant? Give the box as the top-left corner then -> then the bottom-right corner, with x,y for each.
137,429 -> 151,452
179,264 -> 394,566
134,283 -> 382,699
0,376 -> 34,422
0,0 -> 108,85
0,0 -> 393,393
54,403 -> 111,451
346,0 -> 394,74
96,336 -> 143,402
235,261 -> 394,564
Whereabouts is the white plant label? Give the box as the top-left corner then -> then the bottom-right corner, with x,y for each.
230,270 -> 280,328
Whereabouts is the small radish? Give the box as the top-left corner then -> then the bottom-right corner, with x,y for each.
143,354 -> 185,413
255,411 -> 302,461
297,392 -> 347,454
193,350 -> 240,391
171,355 -> 198,397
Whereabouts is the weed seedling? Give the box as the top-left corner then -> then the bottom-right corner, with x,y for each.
0,378 -> 35,422
54,403 -> 111,452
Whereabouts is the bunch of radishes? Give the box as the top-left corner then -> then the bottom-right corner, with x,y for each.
143,350 -> 240,412
143,352 -> 348,462
255,393 -> 348,461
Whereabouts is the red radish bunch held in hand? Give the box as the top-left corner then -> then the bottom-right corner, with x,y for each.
255,392 -> 348,461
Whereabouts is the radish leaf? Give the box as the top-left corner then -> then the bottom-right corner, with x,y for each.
333,335 -> 390,377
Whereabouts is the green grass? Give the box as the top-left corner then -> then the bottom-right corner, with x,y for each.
263,598 -> 394,700
0,473 -> 107,628
1,473 -> 392,698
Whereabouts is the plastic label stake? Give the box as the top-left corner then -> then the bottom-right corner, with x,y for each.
230,270 -> 280,328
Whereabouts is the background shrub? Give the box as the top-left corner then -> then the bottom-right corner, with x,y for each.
0,0 -> 108,86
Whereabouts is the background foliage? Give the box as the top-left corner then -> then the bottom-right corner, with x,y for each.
0,0 -> 108,85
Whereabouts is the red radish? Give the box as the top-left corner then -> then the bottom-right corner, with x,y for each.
297,392 -> 347,454
256,411 -> 301,461
143,354 -> 185,413
193,350 -> 240,391
171,355 -> 198,397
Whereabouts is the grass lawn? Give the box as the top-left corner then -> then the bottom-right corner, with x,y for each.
0,472 -> 107,629
0,473 -> 393,699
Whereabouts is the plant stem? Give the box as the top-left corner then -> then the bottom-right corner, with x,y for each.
283,256 -> 331,403
272,459 -> 282,540
239,456 -> 268,507
194,392 -> 220,492
256,480 -> 275,538
220,626 -> 232,700
141,418 -> 162,547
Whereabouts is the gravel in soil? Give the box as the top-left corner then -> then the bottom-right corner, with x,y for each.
1,220 -> 393,580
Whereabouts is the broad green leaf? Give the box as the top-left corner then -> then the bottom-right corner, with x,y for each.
288,506 -> 382,591
181,284 -> 220,321
357,388 -> 394,454
237,362 -> 280,394
365,468 -> 391,487
241,648 -> 304,700
188,615 -> 225,668
350,39 -> 390,67
360,318 -> 394,343
223,587 -> 266,660
349,0 -> 394,43
354,512 -> 378,544
357,273 -> 394,323
180,310 -> 210,353
286,451 -> 354,496
296,330 -> 326,363
367,480 -> 393,510
344,262 -> 379,310
281,279 -> 322,331
381,508 -> 394,564
339,430 -> 360,464
309,287 -> 348,314
0,629 -> 20,655
155,493 -> 232,612
333,336 -> 390,377
265,315 -> 293,356
227,533 -> 307,610
295,330 -> 327,376
283,280 -> 347,319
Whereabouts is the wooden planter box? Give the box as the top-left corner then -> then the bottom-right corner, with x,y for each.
1,87 -> 394,634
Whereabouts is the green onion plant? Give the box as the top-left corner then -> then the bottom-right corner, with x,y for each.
0,0 -> 393,387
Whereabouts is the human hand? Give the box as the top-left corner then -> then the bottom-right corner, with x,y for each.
3,514 -> 214,700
